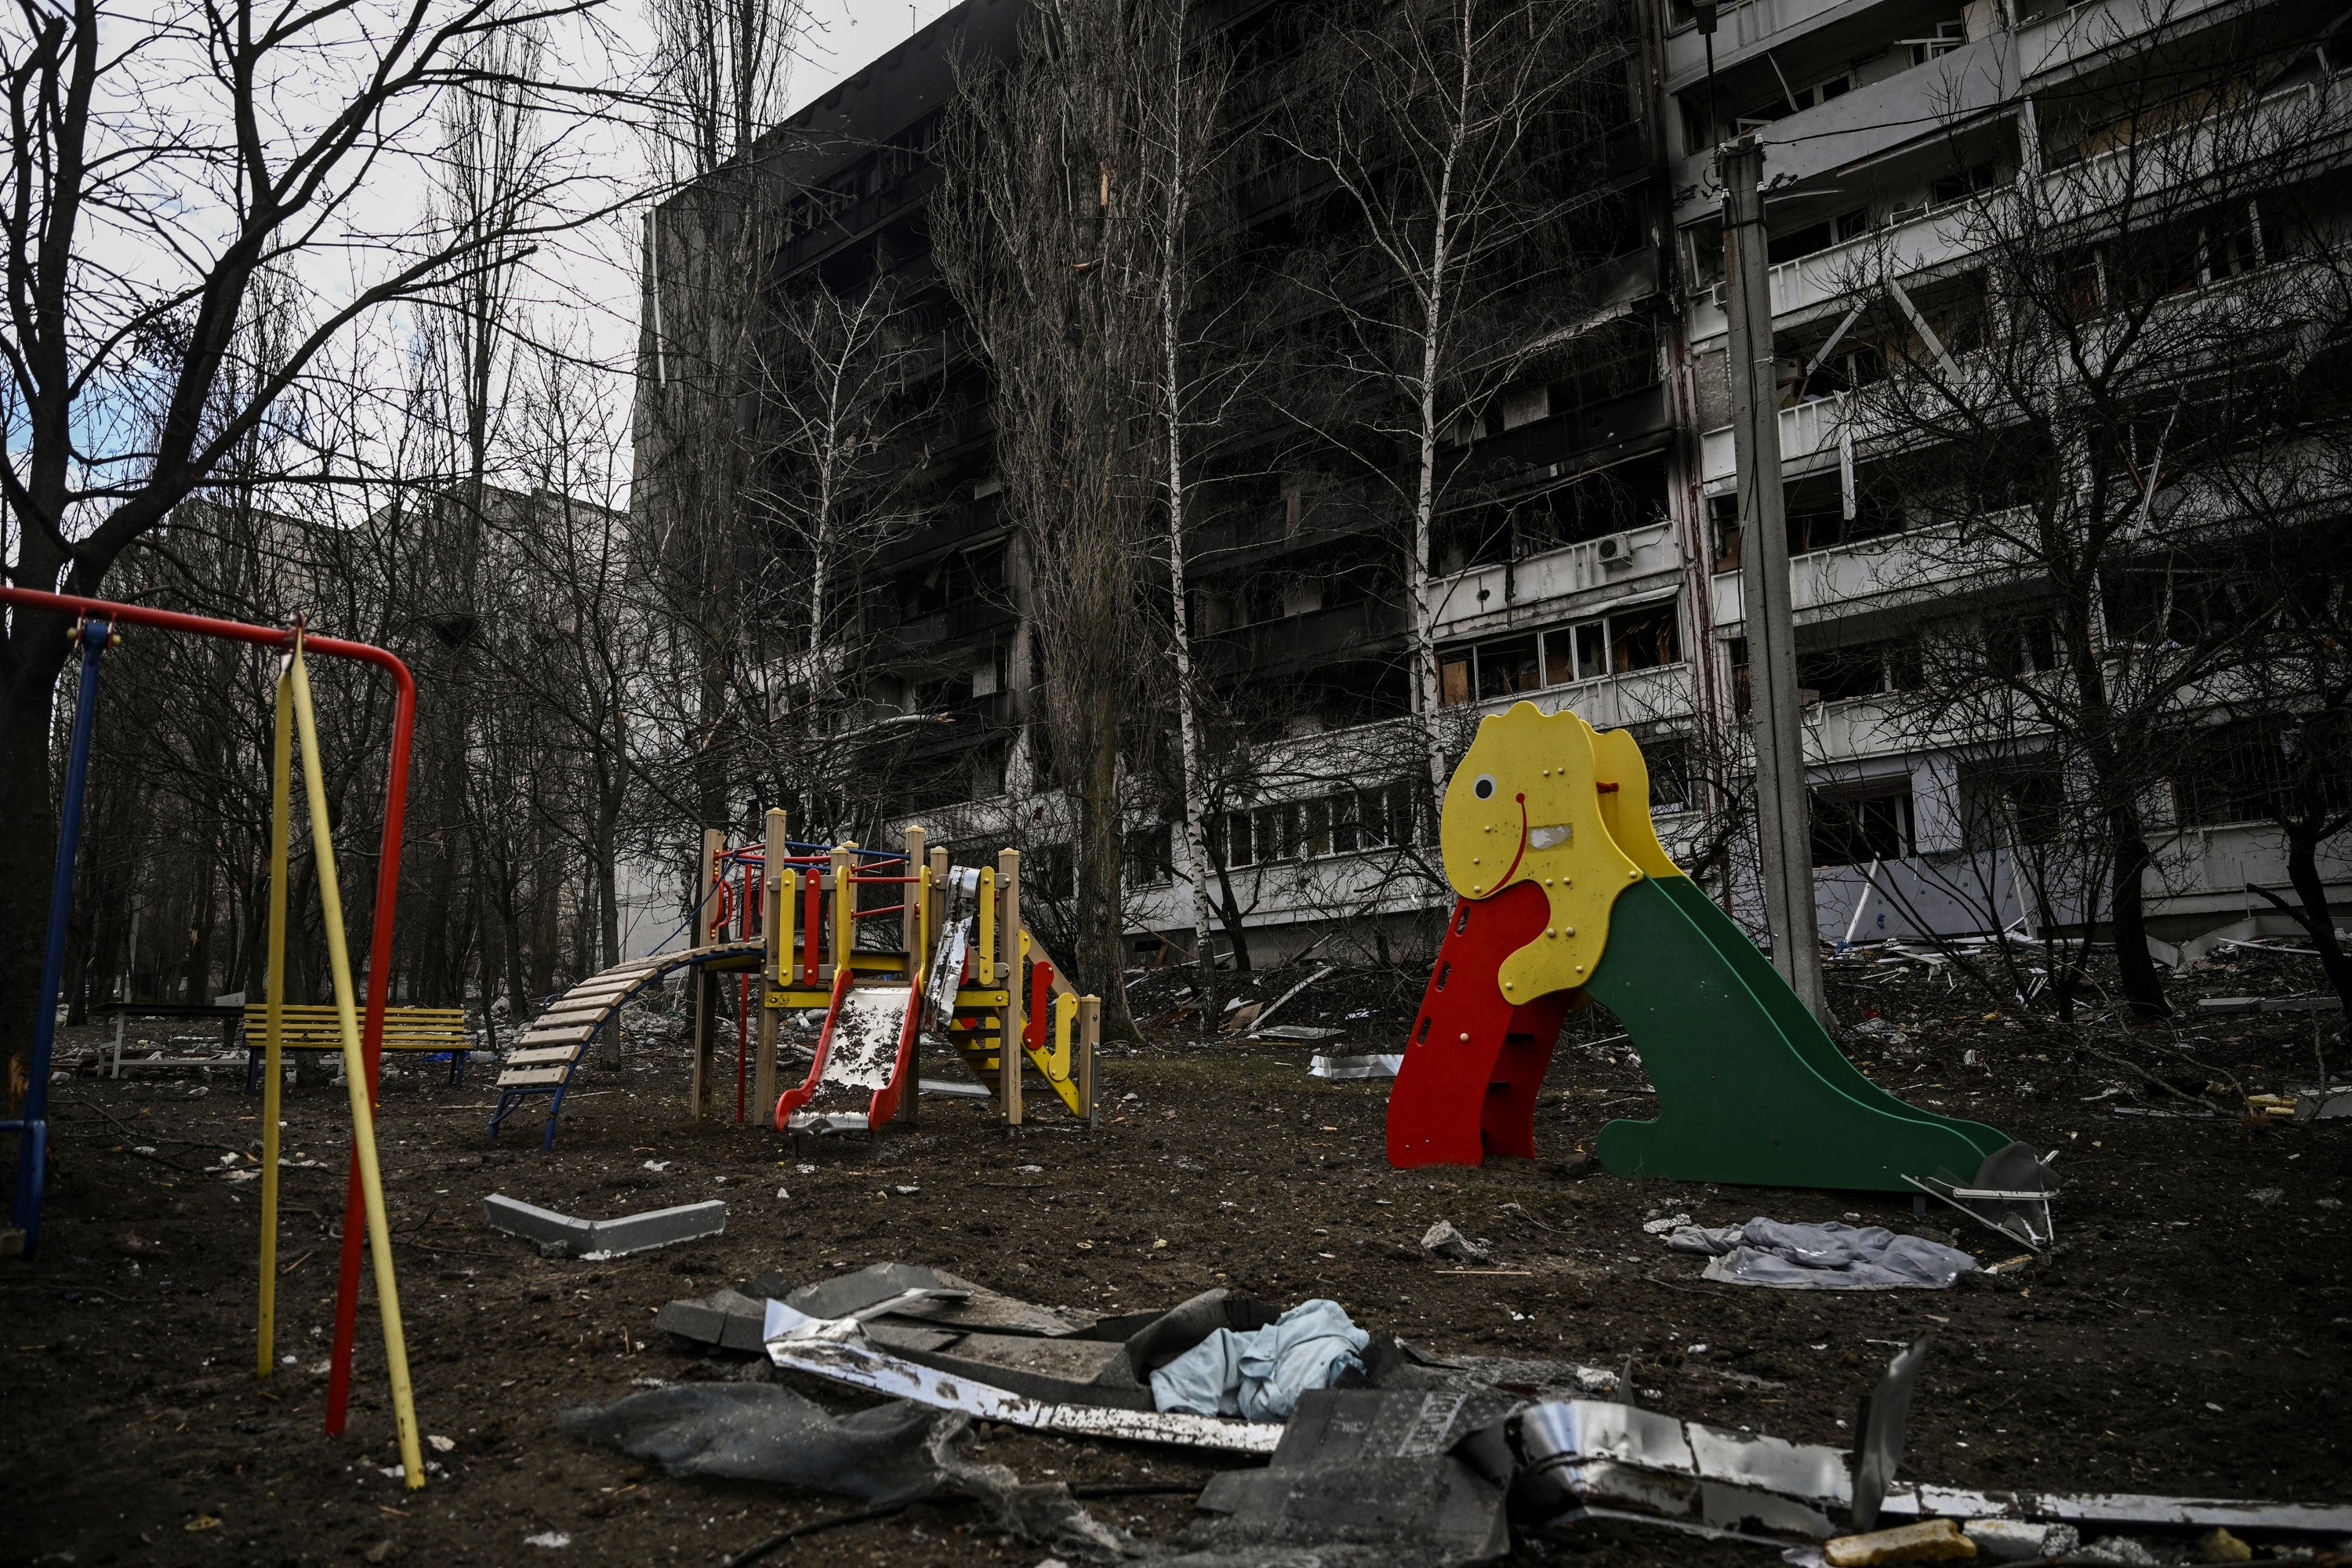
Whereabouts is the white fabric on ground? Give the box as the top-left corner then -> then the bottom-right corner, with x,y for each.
1149,1298 -> 1369,1421
1662,1218 -> 1976,1290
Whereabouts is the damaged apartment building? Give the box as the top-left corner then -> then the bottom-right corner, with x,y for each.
637,0 -> 2352,967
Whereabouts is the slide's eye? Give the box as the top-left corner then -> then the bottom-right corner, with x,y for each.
1472,775 -> 1497,800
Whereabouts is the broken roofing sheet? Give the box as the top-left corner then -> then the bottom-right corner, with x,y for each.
618,1266 -> 2352,1565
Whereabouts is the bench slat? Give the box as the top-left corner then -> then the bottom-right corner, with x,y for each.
514,1024 -> 599,1046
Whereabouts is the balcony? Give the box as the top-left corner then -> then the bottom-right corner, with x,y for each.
1199,598 -> 1407,678
1457,662 -> 1700,733
1708,507 -> 2032,630
1686,194 -> 1993,343
2016,0 -> 2238,81
1662,0 -> 1886,88
1671,33 -> 2010,227
1699,393 -> 1849,485
1430,522 -> 1682,639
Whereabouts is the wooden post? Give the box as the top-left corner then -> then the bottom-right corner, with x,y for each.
690,827 -> 723,1119
754,808 -> 786,1114
1078,993 -> 1100,1126
997,848 -> 1022,1127
902,825 -> 925,1125
826,842 -> 855,982
902,825 -> 925,974
928,847 -> 949,943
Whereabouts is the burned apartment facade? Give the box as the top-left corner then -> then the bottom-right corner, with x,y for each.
637,0 -> 2352,966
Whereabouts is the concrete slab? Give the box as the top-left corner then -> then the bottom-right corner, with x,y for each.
484,1192 -> 726,1259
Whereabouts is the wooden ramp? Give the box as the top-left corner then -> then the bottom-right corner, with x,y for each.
489,941 -> 764,1148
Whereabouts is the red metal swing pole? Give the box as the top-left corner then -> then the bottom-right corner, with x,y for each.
0,587 -> 415,1439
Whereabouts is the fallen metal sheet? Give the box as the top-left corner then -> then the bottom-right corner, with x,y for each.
762,1299 -> 1282,1454
483,1192 -> 725,1259
761,1262 -> 1098,1338
1309,1053 -> 1403,1080
1254,1025 -> 1345,1042
1183,1389 -> 1517,1566
1906,1141 -> 2057,1252
1507,1399 -> 2352,1541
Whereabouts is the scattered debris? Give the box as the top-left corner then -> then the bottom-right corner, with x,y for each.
1309,1052 -> 1402,1080
522,1531 -> 570,1549
1255,1024 -> 1346,1042
1962,1519 -> 2078,1560
557,1384 -> 946,1502
1185,1388 -> 1516,1567
654,1288 -> 771,1352
481,1193 -> 725,1260
1903,1142 -> 2060,1251
760,1295 -> 1281,1454
1822,1517 -> 1973,1566
2193,1526 -> 2254,1563
1660,1219 -> 1978,1290
2246,1188 -> 2285,1207
2198,995 -> 2343,1014
1243,964 -> 1338,1038
1420,1221 -> 1489,1263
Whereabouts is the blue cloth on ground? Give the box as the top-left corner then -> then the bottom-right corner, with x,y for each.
1149,1298 -> 1369,1421
1663,1218 -> 1977,1290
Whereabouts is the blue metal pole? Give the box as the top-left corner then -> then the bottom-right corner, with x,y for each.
7,616 -> 111,1259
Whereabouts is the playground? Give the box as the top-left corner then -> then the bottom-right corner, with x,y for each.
1,601 -> 2345,1566
3,953 -> 2347,1566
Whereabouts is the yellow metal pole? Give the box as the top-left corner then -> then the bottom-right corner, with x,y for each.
256,666 -> 293,1379
288,647 -> 425,1490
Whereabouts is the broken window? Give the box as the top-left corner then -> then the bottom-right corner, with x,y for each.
1474,634 -> 1542,701
1959,753 -> 2069,849
1438,652 -> 1473,708
1124,824 -> 1174,888
1610,602 -> 1682,673
1811,783 -> 1917,867
2169,716 -> 2352,827
1208,810 -> 1254,869
1796,638 -> 1915,702
1909,19 -> 1969,64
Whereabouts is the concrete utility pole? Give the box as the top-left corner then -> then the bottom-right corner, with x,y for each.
1719,134 -> 1828,1022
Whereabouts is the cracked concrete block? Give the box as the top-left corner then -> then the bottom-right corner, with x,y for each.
484,1193 -> 725,1260
483,1193 -> 594,1257
586,1200 -> 726,1258
654,1288 -> 769,1352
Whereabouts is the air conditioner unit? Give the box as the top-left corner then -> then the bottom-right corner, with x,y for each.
1595,535 -> 1631,564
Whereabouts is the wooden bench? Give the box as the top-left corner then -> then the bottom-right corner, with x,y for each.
241,1005 -> 475,1091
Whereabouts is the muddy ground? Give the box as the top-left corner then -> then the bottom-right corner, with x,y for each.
2,947 -> 2347,1568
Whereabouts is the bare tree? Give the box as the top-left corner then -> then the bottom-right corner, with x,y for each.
1272,0 -> 1626,802
935,0 -> 1168,1026
1132,0 -> 1246,1025
635,0 -> 806,844
1828,5 -> 2347,1018
0,0 -> 619,1076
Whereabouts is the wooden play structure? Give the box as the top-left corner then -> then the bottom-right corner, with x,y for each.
489,810 -> 1098,1147
1386,700 -> 2012,1193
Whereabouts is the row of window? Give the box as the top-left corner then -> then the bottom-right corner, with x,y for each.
1123,783 -> 1426,886
1808,717 -> 2351,869
1437,601 -> 1683,707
